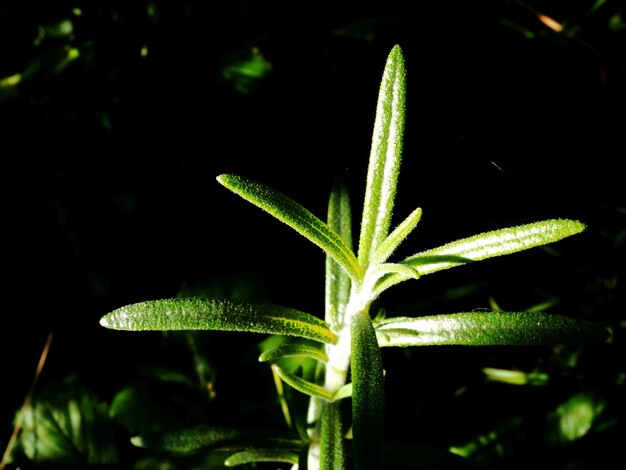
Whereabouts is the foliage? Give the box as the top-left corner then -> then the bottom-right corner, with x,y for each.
2,2 -> 624,470
92,45 -> 608,469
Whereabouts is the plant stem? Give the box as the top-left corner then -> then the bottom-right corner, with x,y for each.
306,284 -> 373,470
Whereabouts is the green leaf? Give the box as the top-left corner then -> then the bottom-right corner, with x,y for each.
132,424 -> 302,452
375,312 -> 610,347
326,174 -> 354,328
221,46 -> 272,95
17,377 -> 118,469
333,383 -> 353,401
449,417 -> 524,458
320,401 -> 346,470
545,392 -> 606,446
373,207 -> 422,264
272,364 -> 335,401
482,367 -> 549,386
259,342 -> 328,363
351,312 -> 384,470
224,449 -> 300,466
358,44 -> 406,270
368,263 -> 420,299
100,298 -> 337,344
217,173 -> 362,283
378,219 -> 586,291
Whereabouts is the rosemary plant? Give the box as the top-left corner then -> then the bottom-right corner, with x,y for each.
100,45 -> 608,469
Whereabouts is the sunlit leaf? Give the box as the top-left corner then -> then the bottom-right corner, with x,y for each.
351,312 -> 384,470
375,312 -> 609,346
377,219 -> 586,291
100,298 -> 337,344
224,449 -> 300,466
217,174 -> 362,284
449,417 -> 524,458
358,45 -> 406,270
373,207 -> 422,264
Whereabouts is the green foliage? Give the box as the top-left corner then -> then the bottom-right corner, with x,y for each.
2,2 -> 622,469
12,377 -> 118,469
100,297 -> 337,344
95,45 -> 610,470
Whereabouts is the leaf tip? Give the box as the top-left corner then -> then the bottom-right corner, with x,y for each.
389,44 -> 403,58
568,219 -> 586,234
99,314 -> 111,329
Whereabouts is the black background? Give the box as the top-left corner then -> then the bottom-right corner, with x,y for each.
1,1 -> 624,468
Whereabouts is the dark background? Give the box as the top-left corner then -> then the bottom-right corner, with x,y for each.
1,1 -> 624,468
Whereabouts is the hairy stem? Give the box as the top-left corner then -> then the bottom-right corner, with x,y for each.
307,285 -> 373,470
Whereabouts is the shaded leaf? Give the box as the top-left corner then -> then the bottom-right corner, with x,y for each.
259,342 -> 328,363
320,402 -> 346,470
449,417 -> 525,459
326,174 -> 354,328
351,312 -> 384,470
272,364 -> 335,401
16,377 -> 118,469
100,298 -> 337,344
373,206 -> 422,264
221,46 -> 272,95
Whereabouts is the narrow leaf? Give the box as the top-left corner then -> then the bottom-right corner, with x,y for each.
259,343 -> 328,363
272,364 -> 335,401
375,312 -> 610,347
131,424 -> 302,452
332,383 -> 353,401
368,263 -> 420,300
378,219 -> 586,291
217,173 -> 362,283
17,378 -> 118,468
326,174 -> 354,328
225,449 -> 300,466
100,298 -> 337,344
358,45 -> 407,269
320,401 -> 346,470
351,312 -> 384,470
373,207 -> 422,264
